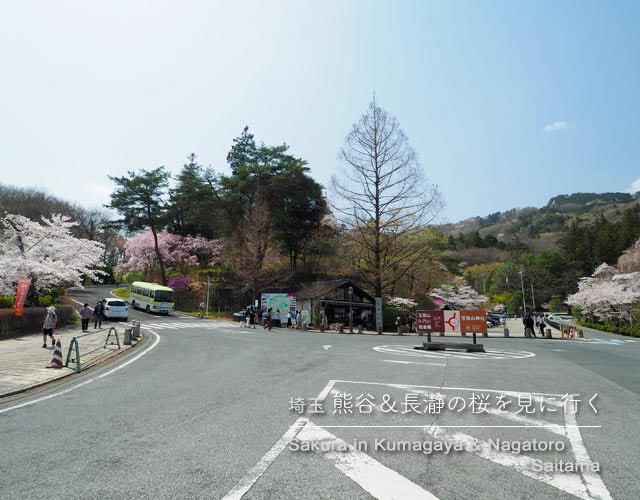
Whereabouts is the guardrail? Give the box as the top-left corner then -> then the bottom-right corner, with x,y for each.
65,327 -> 121,372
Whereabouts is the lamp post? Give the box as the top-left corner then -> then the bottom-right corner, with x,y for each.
518,271 -> 526,316
348,286 -> 353,333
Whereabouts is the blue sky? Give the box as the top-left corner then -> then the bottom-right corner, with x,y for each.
1,0 -> 639,221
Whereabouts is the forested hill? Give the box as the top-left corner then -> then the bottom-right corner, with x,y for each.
441,191 -> 640,254
438,191 -> 640,312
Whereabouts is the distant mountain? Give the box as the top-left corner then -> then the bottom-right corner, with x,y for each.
440,192 -> 640,253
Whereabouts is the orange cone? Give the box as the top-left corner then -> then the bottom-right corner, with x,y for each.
46,340 -> 64,369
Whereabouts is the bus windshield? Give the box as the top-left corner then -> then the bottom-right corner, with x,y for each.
153,290 -> 175,303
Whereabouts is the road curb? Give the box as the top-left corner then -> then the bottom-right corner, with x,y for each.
0,332 -> 146,399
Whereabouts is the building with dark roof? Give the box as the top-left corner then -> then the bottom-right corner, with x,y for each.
296,279 -> 374,326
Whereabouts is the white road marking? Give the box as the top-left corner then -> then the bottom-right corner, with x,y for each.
221,416 -> 309,500
0,331 -> 161,414
323,345 -> 332,350
373,345 -> 535,360
382,359 -> 446,367
296,422 -> 439,500
221,380 -> 336,500
425,427 -> 592,499
552,349 -> 566,352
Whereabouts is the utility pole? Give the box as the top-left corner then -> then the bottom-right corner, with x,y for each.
530,282 -> 536,311
518,271 -> 527,316
205,275 -> 210,318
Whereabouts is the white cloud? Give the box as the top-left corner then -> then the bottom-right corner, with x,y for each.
627,178 -> 640,194
543,121 -> 568,133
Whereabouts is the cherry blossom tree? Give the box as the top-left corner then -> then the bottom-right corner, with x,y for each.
0,214 -> 105,295
429,278 -> 488,310
618,238 -> 640,273
116,231 -> 223,279
387,296 -> 418,312
567,263 -> 640,323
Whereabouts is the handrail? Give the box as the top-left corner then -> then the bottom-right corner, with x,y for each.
65,327 -> 121,372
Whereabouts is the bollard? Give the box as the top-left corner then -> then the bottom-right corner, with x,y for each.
357,324 -> 363,334
503,328 -> 509,337
473,332 -> 476,344
320,323 -> 325,332
123,328 -> 132,345
397,326 -> 403,336
427,332 -> 432,343
339,324 -> 344,334
545,328 -> 552,339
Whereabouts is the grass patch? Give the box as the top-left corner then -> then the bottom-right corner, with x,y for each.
179,310 -> 234,321
112,287 -> 130,300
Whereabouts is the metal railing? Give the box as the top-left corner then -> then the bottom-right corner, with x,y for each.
65,327 -> 121,372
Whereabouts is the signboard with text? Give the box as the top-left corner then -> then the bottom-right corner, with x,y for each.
460,310 -> 488,334
261,293 -> 296,323
416,310 -> 444,333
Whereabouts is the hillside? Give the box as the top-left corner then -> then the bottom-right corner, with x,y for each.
441,192 -> 640,253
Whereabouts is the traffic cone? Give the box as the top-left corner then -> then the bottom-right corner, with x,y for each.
46,340 -> 64,369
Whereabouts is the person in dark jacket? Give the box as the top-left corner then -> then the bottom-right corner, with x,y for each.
525,314 -> 536,338
94,299 -> 105,329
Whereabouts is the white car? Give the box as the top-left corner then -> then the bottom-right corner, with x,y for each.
103,298 -> 129,320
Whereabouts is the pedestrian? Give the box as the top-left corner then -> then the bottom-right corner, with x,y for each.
539,315 -> 546,337
291,309 -> 297,329
80,303 -> 91,332
199,301 -> 205,318
267,308 -> 273,331
94,299 -> 105,329
244,309 -> 251,328
525,314 -> 536,338
42,306 -> 57,348
287,311 -> 292,328
408,314 -> 414,333
250,310 -> 256,328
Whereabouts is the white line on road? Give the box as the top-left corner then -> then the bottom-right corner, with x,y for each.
296,422 -> 439,500
382,359 -> 446,367
221,380 -> 336,500
0,331 -> 161,415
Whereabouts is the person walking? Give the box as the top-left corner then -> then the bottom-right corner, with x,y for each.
287,311 -> 292,329
198,301 -> 205,318
539,315 -> 546,337
525,314 -> 536,338
42,306 -> 57,348
94,299 -> 105,329
249,310 -> 256,328
80,303 -> 92,332
244,309 -> 251,328
267,308 -> 273,331
291,309 -> 297,329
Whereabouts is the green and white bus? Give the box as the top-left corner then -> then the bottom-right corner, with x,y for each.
129,282 -> 175,314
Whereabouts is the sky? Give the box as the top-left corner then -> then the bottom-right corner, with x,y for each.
1,0 -> 639,222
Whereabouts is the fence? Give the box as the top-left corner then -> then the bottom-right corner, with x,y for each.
65,327 -> 122,372
0,306 -> 75,340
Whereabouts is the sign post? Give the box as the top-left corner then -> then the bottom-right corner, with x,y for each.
375,297 -> 383,335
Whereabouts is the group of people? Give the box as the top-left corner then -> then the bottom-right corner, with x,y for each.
238,307 -> 309,331
41,300 -> 107,349
522,312 -> 546,338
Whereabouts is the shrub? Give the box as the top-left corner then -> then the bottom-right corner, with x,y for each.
37,295 -> 54,307
0,296 -> 14,308
168,275 -> 192,292
576,321 -> 640,338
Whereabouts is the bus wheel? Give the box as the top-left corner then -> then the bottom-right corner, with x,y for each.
146,305 -> 151,313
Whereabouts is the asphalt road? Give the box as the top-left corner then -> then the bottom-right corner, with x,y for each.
1,286 -> 639,499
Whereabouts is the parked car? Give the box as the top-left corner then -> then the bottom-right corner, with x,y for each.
486,314 -> 502,327
103,298 -> 129,320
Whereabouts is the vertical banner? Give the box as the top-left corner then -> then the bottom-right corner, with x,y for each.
14,278 -> 31,317
460,310 -> 488,335
416,310 -> 445,333
443,310 -> 461,333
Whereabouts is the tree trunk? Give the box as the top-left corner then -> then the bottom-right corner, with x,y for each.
150,225 -> 167,285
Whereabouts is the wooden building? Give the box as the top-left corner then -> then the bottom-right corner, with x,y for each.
296,279 -> 375,326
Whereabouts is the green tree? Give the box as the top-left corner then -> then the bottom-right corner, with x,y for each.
108,167 -> 170,284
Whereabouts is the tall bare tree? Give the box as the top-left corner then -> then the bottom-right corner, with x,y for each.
330,97 -> 443,332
